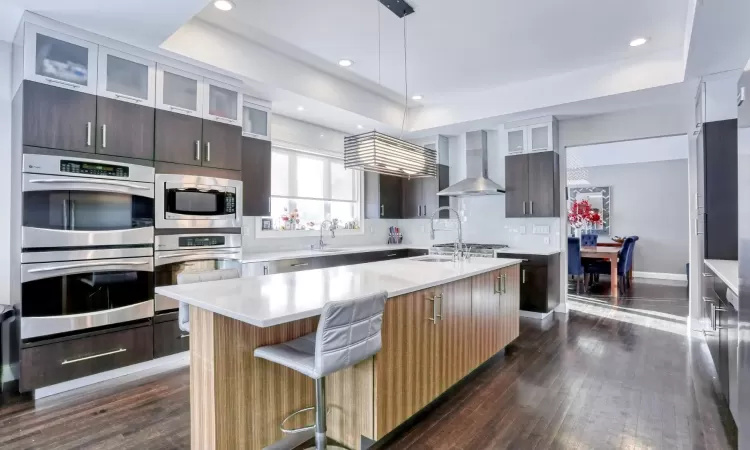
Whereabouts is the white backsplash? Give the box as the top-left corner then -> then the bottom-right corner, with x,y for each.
242,218 -> 398,253
398,194 -> 561,249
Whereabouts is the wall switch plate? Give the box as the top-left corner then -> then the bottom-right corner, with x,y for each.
369,226 -> 373,234
243,226 -> 252,236
533,225 -> 550,234
420,225 -> 425,233
519,225 -> 526,234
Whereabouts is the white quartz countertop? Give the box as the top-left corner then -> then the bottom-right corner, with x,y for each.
705,259 -> 738,295
241,244 -> 431,263
156,257 -> 522,328
494,247 -> 561,256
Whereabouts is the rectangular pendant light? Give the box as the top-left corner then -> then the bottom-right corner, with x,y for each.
344,131 -> 437,178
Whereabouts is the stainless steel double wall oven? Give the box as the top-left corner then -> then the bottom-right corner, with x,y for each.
20,154 -> 155,340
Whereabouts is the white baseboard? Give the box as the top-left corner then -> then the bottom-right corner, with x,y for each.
34,352 -> 189,399
519,310 -> 555,320
633,271 -> 688,281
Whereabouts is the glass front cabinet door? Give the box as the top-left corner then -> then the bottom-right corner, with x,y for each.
156,64 -> 203,117
203,79 -> 241,126
24,24 -> 99,95
97,47 -> 156,106
242,101 -> 271,140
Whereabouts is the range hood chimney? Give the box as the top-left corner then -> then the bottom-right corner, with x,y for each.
438,130 -> 505,197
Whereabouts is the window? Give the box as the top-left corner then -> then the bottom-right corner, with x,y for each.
261,148 -> 361,233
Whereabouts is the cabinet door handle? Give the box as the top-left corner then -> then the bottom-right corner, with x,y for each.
530,201 -> 534,215
114,93 -> 143,104
381,205 -> 384,217
418,205 -> 421,217
170,105 -> 194,115
502,274 -> 507,294
101,124 -> 107,148
494,276 -> 501,294
290,263 -> 309,268
263,265 -> 268,275
45,78 -> 80,89
713,305 -> 727,330
436,294 -> 443,320
179,334 -> 190,339
195,140 -> 201,161
86,122 -> 92,146
386,253 -> 398,257
522,201 -> 526,215
522,269 -> 526,284
268,197 -> 272,214
62,348 -> 126,365
205,142 -> 211,162
427,296 -> 437,323
695,217 -> 704,235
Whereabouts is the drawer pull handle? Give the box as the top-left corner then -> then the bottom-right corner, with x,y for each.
61,348 -> 126,365
179,334 -> 190,339
290,263 -> 309,267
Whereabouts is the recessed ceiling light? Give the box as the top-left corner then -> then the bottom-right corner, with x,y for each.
411,94 -> 423,100
357,125 -> 364,129
213,0 -> 235,11
297,106 -> 305,111
629,37 -> 648,47
320,134 -> 325,138
338,59 -> 353,67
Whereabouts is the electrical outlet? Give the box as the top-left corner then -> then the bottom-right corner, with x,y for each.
420,225 -> 425,233
544,237 -> 550,244
533,225 -> 550,234
243,226 -> 252,236
519,225 -> 526,234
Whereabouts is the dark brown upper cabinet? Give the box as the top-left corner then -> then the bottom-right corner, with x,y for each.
95,96 -> 154,160
202,120 -> 242,170
365,172 -> 403,219
402,164 -> 450,219
241,136 -> 272,216
22,80 -> 97,153
154,109 -> 203,166
505,152 -> 559,218
154,109 -> 241,171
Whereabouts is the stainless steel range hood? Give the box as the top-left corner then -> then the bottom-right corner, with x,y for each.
438,130 -> 505,196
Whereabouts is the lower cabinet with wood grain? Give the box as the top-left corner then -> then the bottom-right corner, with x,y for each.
20,322 -> 154,392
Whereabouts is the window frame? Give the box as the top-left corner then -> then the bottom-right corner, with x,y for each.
254,146 -> 365,239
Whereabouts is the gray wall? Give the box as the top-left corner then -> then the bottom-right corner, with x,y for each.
580,159 -> 689,275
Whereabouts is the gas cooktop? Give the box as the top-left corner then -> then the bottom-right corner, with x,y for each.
430,243 -> 509,257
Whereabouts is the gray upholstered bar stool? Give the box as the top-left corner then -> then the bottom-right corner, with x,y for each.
255,291 -> 387,450
176,268 -> 240,333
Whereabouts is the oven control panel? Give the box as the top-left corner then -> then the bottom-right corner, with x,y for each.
60,160 -> 130,178
178,236 -> 226,247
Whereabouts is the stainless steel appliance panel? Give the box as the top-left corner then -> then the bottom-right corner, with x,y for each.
22,300 -> 154,340
22,256 -> 153,283
23,153 -> 155,183
737,70 -> 750,448
21,246 -> 153,264
22,226 -> 154,249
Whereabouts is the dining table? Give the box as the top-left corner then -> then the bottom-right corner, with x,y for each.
581,246 -> 621,297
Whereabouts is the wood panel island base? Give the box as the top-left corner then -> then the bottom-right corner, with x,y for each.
156,258 -> 521,449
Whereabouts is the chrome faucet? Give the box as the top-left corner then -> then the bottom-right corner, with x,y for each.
318,219 -> 336,249
429,207 -> 466,260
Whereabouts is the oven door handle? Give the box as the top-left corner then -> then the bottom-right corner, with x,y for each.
23,259 -> 154,283
29,178 -> 151,190
156,251 -> 240,259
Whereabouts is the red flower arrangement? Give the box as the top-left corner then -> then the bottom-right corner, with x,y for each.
568,199 -> 603,229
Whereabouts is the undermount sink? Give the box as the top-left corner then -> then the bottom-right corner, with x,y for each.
413,256 -> 452,263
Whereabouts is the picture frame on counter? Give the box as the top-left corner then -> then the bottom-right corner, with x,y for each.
261,218 -> 273,230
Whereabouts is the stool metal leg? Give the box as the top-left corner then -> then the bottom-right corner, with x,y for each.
315,377 -> 327,450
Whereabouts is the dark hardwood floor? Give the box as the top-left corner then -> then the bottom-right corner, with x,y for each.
0,281 -> 735,450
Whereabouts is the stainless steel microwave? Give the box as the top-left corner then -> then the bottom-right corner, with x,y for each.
155,174 -> 242,229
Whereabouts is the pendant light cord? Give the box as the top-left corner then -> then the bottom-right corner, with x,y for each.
377,3 -> 381,86
401,16 -> 408,138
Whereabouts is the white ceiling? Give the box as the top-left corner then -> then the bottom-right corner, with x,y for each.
199,0 -> 689,104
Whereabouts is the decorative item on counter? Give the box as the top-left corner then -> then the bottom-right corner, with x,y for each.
568,199 -> 602,237
387,226 -> 403,244
261,218 -> 273,230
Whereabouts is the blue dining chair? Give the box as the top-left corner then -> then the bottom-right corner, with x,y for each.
587,236 -> 637,294
568,237 -> 586,293
580,233 -> 598,248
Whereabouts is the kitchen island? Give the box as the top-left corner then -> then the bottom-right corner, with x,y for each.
156,256 -> 523,449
